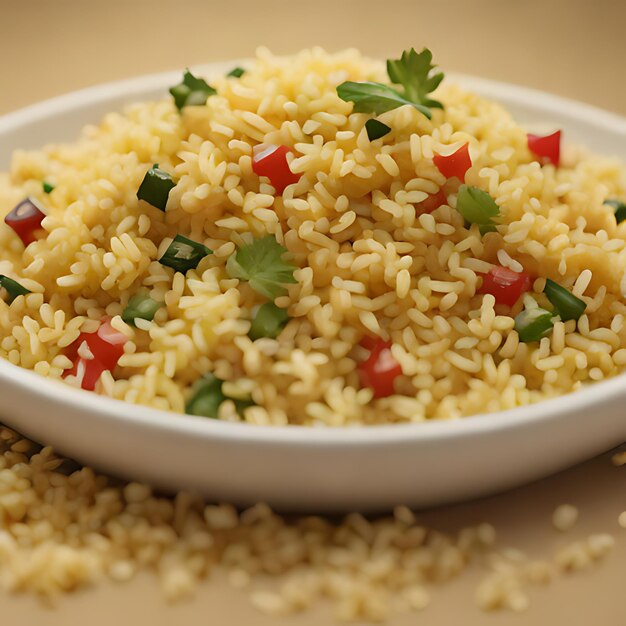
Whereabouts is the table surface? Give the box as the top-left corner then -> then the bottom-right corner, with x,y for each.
1,0 -> 625,624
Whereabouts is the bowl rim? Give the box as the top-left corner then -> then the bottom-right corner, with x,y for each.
1,63 -> 626,447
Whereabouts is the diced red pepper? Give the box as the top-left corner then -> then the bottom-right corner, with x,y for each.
91,319 -> 128,368
252,144 -> 300,194
358,338 -> 402,399
5,198 -> 46,246
433,143 -> 472,181
527,130 -> 561,167
416,188 -> 448,214
64,357 -> 107,392
359,335 -> 378,351
478,265 -> 531,307
64,318 -> 128,390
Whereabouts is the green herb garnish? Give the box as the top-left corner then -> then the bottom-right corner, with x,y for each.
514,307 -> 554,343
249,302 -> 290,340
169,69 -> 217,111
122,293 -> 162,326
337,47 -> 443,119
456,185 -> 500,233
386,47 -> 444,111
226,235 -> 297,299
604,198 -> 626,224
543,279 -> 586,322
159,234 -> 212,273
0,275 -> 30,303
42,181 -> 55,194
337,82 -> 428,116
227,67 -> 245,78
136,164 -> 176,211
365,119 -> 391,141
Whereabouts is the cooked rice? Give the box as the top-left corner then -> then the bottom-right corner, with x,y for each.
552,504 -> 579,532
1,47 -> 626,424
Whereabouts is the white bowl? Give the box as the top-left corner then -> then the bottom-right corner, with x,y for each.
1,64 -> 625,513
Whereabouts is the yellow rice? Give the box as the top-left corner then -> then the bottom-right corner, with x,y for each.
0,47 -> 625,425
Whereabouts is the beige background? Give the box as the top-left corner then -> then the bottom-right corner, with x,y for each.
1,0 -> 625,624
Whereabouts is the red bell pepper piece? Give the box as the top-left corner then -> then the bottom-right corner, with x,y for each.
64,319 -> 128,390
5,198 -> 46,246
416,188 -> 448,214
252,144 -> 300,194
358,338 -> 402,399
478,265 -> 531,307
64,358 -> 108,392
433,143 -> 472,181
527,130 -> 561,166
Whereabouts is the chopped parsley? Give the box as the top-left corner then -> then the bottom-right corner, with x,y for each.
226,235 -> 297,299
169,70 -> 217,111
337,47 -> 443,119
42,181 -> 55,194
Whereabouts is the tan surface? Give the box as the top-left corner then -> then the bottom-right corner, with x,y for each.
0,0 -> 625,624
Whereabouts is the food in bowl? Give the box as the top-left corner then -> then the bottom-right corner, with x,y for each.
0,47 -> 625,426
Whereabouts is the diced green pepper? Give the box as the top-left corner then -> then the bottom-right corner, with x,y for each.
122,293 -> 162,326
158,234 -> 212,273
137,164 -> 176,211
365,119 -> 391,141
543,279 -> 586,322
186,375 -> 225,418
185,375 -> 254,419
604,198 -> 626,224
514,307 -> 554,342
0,275 -> 30,303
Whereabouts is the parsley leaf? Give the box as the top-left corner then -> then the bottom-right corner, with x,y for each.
249,302 -> 290,340
386,47 -> 444,110
169,70 -> 217,111
337,47 -> 444,118
337,82 -> 431,117
456,185 -> 500,233
226,235 -> 297,299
